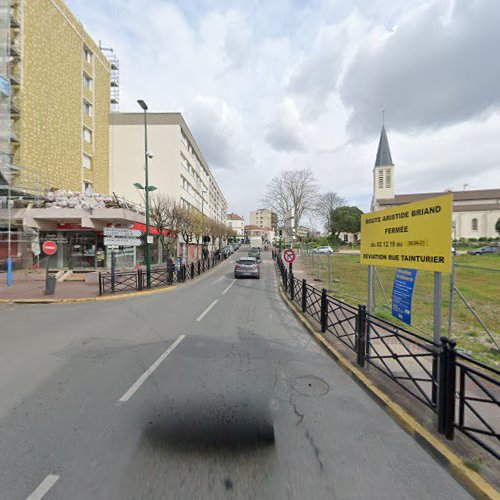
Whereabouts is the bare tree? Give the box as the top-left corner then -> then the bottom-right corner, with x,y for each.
262,168 -> 318,233
315,192 -> 346,231
177,206 -> 195,264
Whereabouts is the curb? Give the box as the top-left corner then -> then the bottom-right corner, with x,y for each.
0,259 -> 230,305
0,284 -> 176,304
276,277 -> 498,500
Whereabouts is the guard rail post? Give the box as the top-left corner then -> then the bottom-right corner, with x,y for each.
438,337 -> 457,440
320,288 -> 328,333
356,305 -> 367,367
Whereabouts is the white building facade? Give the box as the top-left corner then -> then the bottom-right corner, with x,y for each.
226,213 -> 245,238
109,113 -> 227,222
371,126 -> 500,240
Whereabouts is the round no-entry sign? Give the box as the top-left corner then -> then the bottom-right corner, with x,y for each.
283,249 -> 296,264
42,240 -> 58,256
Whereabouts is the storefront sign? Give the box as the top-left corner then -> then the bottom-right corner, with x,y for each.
360,194 -> 453,272
392,268 -> 417,325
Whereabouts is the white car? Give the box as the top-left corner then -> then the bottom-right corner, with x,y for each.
312,246 -> 334,254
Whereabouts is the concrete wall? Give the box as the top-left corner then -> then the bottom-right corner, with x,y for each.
15,0 -> 110,194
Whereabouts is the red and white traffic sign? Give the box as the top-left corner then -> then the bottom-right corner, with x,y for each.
283,249 -> 296,264
42,240 -> 58,256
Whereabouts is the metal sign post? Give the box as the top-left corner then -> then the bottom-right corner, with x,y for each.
367,265 -> 374,314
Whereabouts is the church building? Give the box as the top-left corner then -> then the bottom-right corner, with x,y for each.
371,126 -> 500,240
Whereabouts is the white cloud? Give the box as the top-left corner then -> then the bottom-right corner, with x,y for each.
265,98 -> 309,152
66,0 -> 500,222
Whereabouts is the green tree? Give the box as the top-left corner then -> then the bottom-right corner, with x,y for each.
328,206 -> 363,238
496,218 -> 500,235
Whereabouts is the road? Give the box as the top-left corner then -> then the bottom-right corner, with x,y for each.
0,251 -> 472,499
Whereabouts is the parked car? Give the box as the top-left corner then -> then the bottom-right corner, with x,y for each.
234,257 -> 260,279
312,246 -> 334,254
221,246 -> 233,257
248,248 -> 261,263
467,245 -> 500,256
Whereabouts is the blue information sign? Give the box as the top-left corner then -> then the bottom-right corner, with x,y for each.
392,268 -> 417,325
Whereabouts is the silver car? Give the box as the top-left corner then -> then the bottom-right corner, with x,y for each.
234,257 -> 260,279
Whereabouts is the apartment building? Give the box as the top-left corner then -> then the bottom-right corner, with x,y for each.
0,0 -> 111,195
249,208 -> 278,231
110,112 -> 228,223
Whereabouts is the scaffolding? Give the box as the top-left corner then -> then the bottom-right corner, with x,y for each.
0,0 -> 49,271
99,42 -> 119,112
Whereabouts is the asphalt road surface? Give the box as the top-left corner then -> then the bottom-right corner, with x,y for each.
0,251 -> 472,499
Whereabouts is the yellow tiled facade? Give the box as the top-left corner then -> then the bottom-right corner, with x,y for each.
13,0 -> 110,194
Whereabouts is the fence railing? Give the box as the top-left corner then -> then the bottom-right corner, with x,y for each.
99,254 -> 223,295
275,254 -> 499,460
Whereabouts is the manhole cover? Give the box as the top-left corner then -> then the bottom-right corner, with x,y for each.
292,376 -> 329,396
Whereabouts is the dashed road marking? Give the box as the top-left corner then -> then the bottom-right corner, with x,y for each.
26,474 -> 60,500
196,300 -> 218,322
222,279 -> 237,295
118,335 -> 185,402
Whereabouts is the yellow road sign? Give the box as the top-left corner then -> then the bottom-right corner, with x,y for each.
360,194 -> 453,272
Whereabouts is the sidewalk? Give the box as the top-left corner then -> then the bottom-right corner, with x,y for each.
0,280 -> 98,301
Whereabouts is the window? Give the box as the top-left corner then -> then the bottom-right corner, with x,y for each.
83,73 -> 92,91
83,127 -> 92,143
83,154 -> 92,169
83,181 -> 93,193
83,46 -> 92,64
471,218 -> 478,231
378,170 -> 384,188
83,100 -> 92,117
385,169 -> 391,188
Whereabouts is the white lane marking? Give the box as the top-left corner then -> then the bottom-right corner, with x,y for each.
27,474 -> 60,500
196,299 -> 218,322
214,276 -> 225,284
118,335 -> 185,403
222,279 -> 237,295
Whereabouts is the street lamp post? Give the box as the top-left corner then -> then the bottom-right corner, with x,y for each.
137,99 -> 151,288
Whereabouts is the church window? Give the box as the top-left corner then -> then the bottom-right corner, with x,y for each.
385,169 -> 391,188
471,218 -> 478,231
378,170 -> 384,188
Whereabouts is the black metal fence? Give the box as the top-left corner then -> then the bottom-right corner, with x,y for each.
99,254 -> 223,295
276,255 -> 500,460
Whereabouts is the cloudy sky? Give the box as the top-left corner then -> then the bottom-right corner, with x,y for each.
67,0 -> 500,221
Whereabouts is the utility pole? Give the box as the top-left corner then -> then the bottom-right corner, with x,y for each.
137,99 -> 151,288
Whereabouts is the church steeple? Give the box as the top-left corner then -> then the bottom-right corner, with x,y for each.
372,123 -> 396,211
374,125 -> 394,167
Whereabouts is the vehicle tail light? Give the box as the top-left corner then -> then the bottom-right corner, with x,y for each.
252,264 -> 258,269
235,264 -> 242,269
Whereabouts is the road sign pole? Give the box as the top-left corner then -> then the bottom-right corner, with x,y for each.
111,252 -> 116,293
367,265 -> 374,314
433,271 -> 442,411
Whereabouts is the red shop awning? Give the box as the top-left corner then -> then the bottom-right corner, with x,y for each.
131,222 -> 176,238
